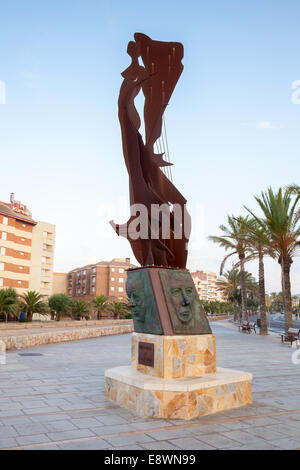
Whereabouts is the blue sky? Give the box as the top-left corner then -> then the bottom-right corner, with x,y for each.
1,0 -> 300,293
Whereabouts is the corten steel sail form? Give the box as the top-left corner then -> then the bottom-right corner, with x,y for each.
111,33 -> 191,269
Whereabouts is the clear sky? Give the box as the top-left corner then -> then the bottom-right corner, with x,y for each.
1,0 -> 300,293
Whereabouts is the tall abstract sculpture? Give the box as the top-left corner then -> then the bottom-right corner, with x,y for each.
112,33 -> 191,269
105,34 -> 252,419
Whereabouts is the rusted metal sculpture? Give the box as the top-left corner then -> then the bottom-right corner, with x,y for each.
112,33 -> 191,269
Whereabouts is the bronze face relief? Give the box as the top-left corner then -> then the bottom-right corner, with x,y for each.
126,270 -> 163,335
159,270 -> 212,335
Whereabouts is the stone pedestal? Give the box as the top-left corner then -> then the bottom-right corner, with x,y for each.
105,332 -> 252,419
105,267 -> 252,419
131,333 -> 216,379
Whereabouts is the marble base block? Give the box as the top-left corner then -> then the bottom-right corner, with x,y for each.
131,333 -> 216,379
105,366 -> 252,420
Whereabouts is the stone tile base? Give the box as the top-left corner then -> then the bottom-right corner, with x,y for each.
131,333 -> 216,379
105,366 -> 252,420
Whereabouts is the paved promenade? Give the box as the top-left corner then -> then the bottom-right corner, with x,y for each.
1,321 -> 300,450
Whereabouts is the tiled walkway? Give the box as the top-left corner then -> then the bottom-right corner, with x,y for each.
1,322 -> 300,450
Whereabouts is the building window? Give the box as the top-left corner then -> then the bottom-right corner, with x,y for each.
82,270 -> 86,275
3,217 -> 8,225
111,268 -> 115,272
20,252 -> 24,256
0,247 -> 5,256
18,281 -> 22,285
119,268 -> 124,273
43,231 -> 48,238
21,237 -> 25,242
119,278 -> 123,283
111,287 -> 115,291
111,277 -> 115,281
91,286 -> 95,293
1,232 -> 7,240
0,263 -> 4,271
92,267 -> 96,273
22,224 -> 26,228
42,256 -> 46,263
118,287 -> 124,293
19,266 -> 23,270
0,278 -> 3,287
91,276 -> 96,283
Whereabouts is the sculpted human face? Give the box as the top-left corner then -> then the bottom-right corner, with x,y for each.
127,277 -> 146,323
169,278 -> 195,323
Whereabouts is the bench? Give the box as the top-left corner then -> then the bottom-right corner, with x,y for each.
281,328 -> 300,347
238,321 -> 256,334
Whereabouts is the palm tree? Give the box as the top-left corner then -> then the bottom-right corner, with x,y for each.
91,295 -> 108,320
209,215 -> 251,321
71,300 -> 90,320
107,301 -> 130,319
216,269 -> 259,321
21,291 -> 48,322
286,184 -> 300,196
246,187 -> 300,333
237,219 -> 276,335
0,288 -> 18,322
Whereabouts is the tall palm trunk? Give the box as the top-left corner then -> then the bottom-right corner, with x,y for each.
258,251 -> 268,335
239,254 -> 248,321
281,257 -> 293,333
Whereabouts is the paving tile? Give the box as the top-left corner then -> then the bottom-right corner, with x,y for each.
58,438 -> 111,450
95,415 -> 130,425
16,434 -> 51,446
145,428 -> 195,441
69,417 -> 101,429
271,438 -> 300,450
12,423 -> 48,436
141,440 -> 180,450
44,420 -> 78,432
168,437 -> 215,450
103,434 -> 155,447
0,425 -> 19,437
0,437 -> 18,449
46,428 -> 96,441
196,433 -> 242,449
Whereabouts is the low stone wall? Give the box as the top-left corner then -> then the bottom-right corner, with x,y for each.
0,319 -> 131,330
1,323 -> 134,351
208,315 -> 233,321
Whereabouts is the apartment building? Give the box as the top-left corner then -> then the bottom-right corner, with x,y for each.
52,272 -> 68,294
67,258 -> 137,302
191,270 -> 226,302
0,194 -> 55,297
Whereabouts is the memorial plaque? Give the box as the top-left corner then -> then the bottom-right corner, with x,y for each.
138,342 -> 154,367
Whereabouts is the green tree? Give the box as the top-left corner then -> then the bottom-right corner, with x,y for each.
0,288 -> 18,322
247,187 -> 300,333
91,295 -> 108,320
20,291 -> 48,322
48,294 -> 71,321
